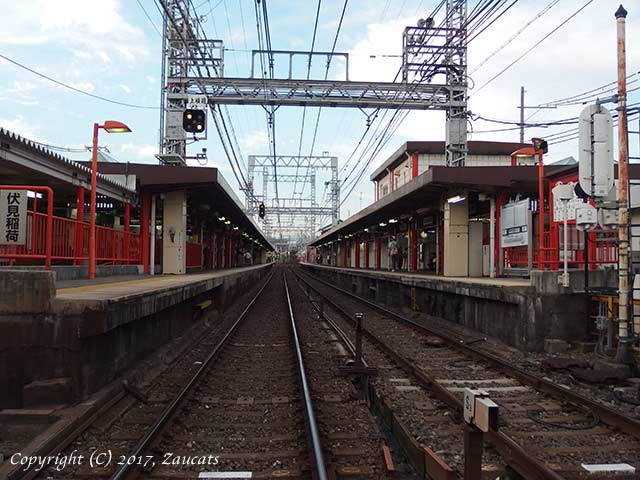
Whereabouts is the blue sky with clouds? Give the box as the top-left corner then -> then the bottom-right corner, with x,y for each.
1,0 -> 639,221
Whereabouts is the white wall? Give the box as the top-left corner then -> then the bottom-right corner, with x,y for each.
468,221 -> 484,277
377,152 -> 538,200
394,157 -> 412,189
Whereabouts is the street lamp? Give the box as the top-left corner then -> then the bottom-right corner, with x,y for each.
88,120 -> 131,279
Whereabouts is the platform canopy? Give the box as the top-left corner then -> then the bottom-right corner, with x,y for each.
310,164 -> 570,247
90,162 -> 274,251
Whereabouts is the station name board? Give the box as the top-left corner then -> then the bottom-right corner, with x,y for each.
0,190 -> 28,245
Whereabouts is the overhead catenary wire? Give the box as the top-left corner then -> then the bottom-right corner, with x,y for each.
471,0 -> 595,96
469,0 -> 561,74
293,0 -> 323,197
296,0 -> 350,201
136,0 -> 163,37
338,0 -> 512,207
155,0 -> 256,203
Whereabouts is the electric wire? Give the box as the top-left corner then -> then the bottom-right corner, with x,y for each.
469,0 -> 560,74
0,53 -> 159,110
136,0 -> 163,37
293,0 -> 323,197
471,0 -> 595,96
338,0 -> 507,206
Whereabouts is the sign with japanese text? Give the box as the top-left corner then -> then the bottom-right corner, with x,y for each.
0,190 -> 28,245
186,95 -> 208,110
500,198 -> 531,248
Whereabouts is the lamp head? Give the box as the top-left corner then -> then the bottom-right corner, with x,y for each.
102,120 -> 131,133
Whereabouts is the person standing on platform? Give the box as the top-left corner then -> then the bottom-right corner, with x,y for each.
388,236 -> 398,272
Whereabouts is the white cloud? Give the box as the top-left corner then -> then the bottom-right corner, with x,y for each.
0,115 -> 41,140
0,0 -> 149,62
67,81 -> 95,93
8,80 -> 37,94
238,130 -> 270,152
120,142 -> 158,160
119,84 -> 132,94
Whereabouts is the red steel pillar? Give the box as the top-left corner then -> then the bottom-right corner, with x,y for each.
355,240 -> 361,268
537,149 -> 545,270
411,152 -> 419,179
140,192 -> 150,274
375,238 -> 381,270
124,202 -> 131,263
74,186 -> 85,265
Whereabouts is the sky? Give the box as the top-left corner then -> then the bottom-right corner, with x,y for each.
1,0 -> 639,229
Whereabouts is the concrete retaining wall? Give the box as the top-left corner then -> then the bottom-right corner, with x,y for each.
0,264 -> 143,281
302,265 -> 591,352
0,270 -> 54,314
0,265 -> 272,408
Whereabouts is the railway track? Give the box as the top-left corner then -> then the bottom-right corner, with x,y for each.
294,267 -> 640,480
22,268 -> 389,480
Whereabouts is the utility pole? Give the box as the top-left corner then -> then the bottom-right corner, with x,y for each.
519,86 -> 525,143
614,4 -> 634,364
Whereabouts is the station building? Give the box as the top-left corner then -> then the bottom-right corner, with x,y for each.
309,140 -> 632,279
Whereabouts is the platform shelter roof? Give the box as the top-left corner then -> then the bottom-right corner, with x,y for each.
311,164 -> 568,246
91,162 -> 274,251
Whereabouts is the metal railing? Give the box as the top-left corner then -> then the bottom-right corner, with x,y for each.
0,197 -> 141,268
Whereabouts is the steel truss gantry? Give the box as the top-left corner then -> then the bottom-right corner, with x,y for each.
402,0 -> 469,166
246,155 -> 339,240
157,0 -> 223,166
158,0 -> 469,244
165,79 -> 454,110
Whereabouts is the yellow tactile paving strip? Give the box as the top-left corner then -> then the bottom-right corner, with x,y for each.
56,265 -> 268,301
57,276 -> 166,294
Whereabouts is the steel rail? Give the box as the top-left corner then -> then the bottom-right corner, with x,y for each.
110,271 -> 275,480
298,268 -> 640,439
293,269 -> 563,480
283,274 -> 329,480
291,270 -> 459,480
291,270 -> 366,367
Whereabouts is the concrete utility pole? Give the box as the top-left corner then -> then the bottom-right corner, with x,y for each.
519,86 -> 525,143
614,4 -> 634,364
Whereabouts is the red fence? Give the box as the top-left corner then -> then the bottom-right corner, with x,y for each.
186,242 -> 202,270
503,227 -> 618,271
0,206 -> 141,267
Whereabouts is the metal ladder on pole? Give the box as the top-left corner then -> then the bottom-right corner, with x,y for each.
627,109 -> 640,344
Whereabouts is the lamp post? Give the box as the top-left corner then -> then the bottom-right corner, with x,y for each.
89,120 -> 131,280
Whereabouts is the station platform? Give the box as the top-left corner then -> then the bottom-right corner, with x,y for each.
300,263 -> 596,353
0,264 -> 273,409
302,263 -> 531,287
53,265 -> 270,336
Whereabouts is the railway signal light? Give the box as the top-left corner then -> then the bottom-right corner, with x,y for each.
183,109 -> 206,133
258,202 -> 266,219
